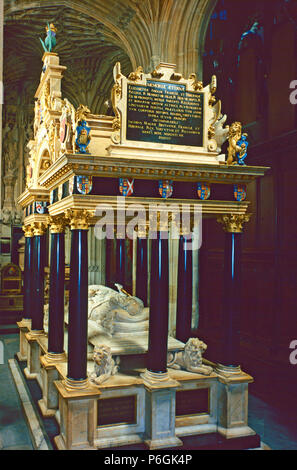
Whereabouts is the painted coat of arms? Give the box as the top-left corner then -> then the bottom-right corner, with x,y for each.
197,182 -> 211,200
159,180 -> 173,199
119,178 -> 134,197
233,184 -> 247,201
77,176 -> 93,195
35,201 -> 48,214
60,115 -> 67,144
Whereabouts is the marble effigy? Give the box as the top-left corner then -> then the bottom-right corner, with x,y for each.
43,284 -> 185,358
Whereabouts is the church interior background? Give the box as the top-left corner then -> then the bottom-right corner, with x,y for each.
0,0 -> 297,451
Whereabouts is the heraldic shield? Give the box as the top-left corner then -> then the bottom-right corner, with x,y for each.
197,182 -> 211,200
159,180 -> 173,199
76,176 -> 93,195
233,184 -> 247,202
119,178 -> 134,197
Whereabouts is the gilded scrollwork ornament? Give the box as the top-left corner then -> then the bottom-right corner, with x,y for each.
111,62 -> 123,144
128,66 -> 143,81
188,73 -> 203,91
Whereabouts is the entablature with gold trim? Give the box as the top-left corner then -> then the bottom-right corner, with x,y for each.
37,152 -> 269,192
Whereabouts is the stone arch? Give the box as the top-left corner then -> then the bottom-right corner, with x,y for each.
4,0 -> 217,78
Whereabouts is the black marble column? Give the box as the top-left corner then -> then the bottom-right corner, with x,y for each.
221,231 -> 242,367
176,235 -> 193,343
116,237 -> 126,288
23,227 -> 34,321
136,235 -> 148,306
67,226 -> 89,383
31,224 -> 47,332
48,230 -> 65,355
147,230 -> 169,374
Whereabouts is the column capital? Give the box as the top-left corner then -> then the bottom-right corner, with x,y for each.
217,214 -> 252,233
65,209 -> 91,230
48,214 -> 68,234
22,224 -> 34,238
33,221 -> 48,236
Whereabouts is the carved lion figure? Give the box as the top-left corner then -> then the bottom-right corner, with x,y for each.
90,345 -> 120,385
227,121 -> 242,165
167,338 -> 213,376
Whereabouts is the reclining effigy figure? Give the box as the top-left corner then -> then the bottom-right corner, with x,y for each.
87,284 -> 149,340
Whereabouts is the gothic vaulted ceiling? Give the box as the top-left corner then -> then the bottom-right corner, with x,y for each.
4,0 -> 216,114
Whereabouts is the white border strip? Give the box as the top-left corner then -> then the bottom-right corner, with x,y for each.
8,359 -> 50,450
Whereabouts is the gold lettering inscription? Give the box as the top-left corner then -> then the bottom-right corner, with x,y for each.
126,81 -> 204,146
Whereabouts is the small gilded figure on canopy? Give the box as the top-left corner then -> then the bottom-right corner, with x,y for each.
75,120 -> 91,154
40,23 -> 57,53
226,121 -> 248,166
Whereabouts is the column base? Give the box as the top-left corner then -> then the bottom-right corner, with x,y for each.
44,352 -> 67,363
38,398 -> 57,418
54,379 -> 100,450
63,377 -> 89,391
54,434 -> 97,451
24,367 -> 38,380
144,436 -> 182,450
141,369 -> 178,387
29,329 -> 45,337
24,332 -> 43,381
218,425 -> 256,439
16,319 -> 32,361
38,354 -> 67,418
215,364 -> 242,379
142,370 -> 181,449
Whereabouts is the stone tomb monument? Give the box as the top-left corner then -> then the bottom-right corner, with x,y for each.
17,42 -> 269,449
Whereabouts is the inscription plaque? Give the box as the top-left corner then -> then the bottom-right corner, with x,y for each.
126,80 -> 204,147
97,395 -> 136,427
176,388 -> 209,416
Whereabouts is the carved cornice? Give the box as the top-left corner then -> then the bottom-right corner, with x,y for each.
65,209 -> 91,230
48,215 -> 68,234
217,214 -> 252,233
37,153 -> 270,190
